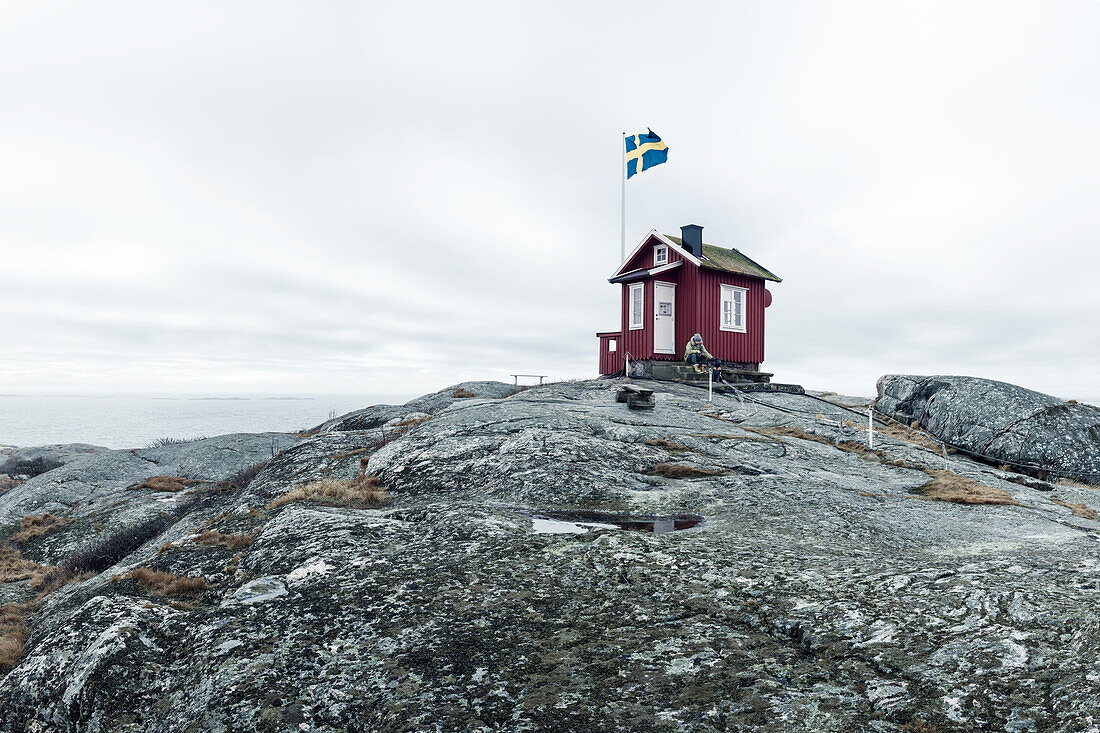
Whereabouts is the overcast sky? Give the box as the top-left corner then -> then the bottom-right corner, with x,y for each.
1,1 -> 1097,400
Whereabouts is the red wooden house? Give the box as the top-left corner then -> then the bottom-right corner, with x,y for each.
597,224 -> 781,375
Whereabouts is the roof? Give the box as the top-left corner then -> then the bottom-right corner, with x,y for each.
609,261 -> 683,284
664,235 -> 782,282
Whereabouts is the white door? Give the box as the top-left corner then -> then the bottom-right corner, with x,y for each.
653,281 -> 676,354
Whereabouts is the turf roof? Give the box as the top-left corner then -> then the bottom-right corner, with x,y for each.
665,235 -> 782,282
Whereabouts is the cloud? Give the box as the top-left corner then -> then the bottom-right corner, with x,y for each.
1,1 -> 1097,401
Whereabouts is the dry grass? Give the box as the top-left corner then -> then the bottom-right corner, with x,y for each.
224,551 -> 245,575
0,603 -> 29,673
10,514 -> 74,544
134,476 -> 195,493
760,425 -> 876,455
648,462 -> 725,479
686,432 -> 776,443
29,567 -> 95,596
644,438 -> 691,453
843,418 -> 944,452
0,545 -> 43,583
392,415 -> 431,428
193,529 -> 255,549
1055,477 -> 1100,491
1050,495 -> 1098,520
452,388 -> 478,398
268,475 -> 393,509
915,469 -> 1021,506
123,567 -> 209,597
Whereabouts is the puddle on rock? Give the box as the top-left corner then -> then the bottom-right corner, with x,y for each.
531,510 -> 704,534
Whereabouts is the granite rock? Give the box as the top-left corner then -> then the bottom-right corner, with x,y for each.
1,379 -> 1098,732
877,374 -> 1100,484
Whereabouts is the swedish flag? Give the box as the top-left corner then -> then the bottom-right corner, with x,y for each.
625,129 -> 668,179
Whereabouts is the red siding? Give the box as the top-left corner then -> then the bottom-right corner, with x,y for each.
605,234 -> 767,369
597,332 -> 622,375
678,267 -> 765,365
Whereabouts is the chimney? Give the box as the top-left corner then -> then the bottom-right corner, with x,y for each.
680,224 -> 703,257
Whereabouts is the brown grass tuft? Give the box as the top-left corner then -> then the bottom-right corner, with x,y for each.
1050,495 -> 1097,520
915,469 -> 1021,506
760,425 -> 875,455
29,567 -> 94,595
135,476 -> 194,493
648,462 -> 725,479
686,432 -> 776,443
123,567 -> 209,597
392,415 -> 431,428
10,514 -> 74,544
0,545 -> 42,583
644,438 -> 691,453
268,475 -> 393,509
329,447 -> 372,461
841,419 -> 944,452
452,388 -> 478,398
193,529 -> 255,549
1055,477 -> 1100,491
0,603 -> 29,672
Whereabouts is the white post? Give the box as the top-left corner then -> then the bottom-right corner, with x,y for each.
868,406 -> 874,449
624,354 -> 630,379
708,368 -> 713,403
620,132 -> 627,263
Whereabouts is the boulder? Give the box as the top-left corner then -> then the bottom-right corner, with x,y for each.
877,374 -> 1100,483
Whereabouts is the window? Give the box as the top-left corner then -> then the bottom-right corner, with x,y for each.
720,284 -> 747,332
653,245 -> 668,266
629,283 -> 644,330
608,339 -> 617,352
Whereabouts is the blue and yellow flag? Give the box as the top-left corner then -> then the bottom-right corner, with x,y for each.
625,129 -> 668,178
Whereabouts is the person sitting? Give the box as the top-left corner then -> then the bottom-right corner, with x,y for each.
684,333 -> 714,373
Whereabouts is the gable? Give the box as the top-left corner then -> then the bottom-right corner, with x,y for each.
612,232 -> 781,283
611,233 -> 699,281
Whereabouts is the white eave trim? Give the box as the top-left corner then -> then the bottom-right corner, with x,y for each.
650,261 -> 682,275
608,260 -> 682,284
610,231 -> 702,279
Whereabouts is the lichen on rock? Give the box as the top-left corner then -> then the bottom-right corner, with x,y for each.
0,378 -> 1098,731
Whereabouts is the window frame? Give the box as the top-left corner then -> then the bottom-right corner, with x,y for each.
629,283 -> 644,330
719,284 -> 747,333
608,338 -> 617,352
653,244 -> 668,266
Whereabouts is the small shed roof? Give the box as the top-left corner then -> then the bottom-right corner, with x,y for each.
664,235 -> 782,282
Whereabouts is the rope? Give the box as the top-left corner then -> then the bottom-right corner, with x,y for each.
623,372 -> 1100,483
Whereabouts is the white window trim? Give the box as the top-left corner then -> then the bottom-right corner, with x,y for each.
719,284 -> 747,333
653,244 -> 668,266
608,339 -> 617,352
629,283 -> 644,330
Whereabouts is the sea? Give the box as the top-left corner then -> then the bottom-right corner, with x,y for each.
0,394 -> 415,450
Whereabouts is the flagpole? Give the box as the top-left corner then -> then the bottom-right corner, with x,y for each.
620,132 -> 626,263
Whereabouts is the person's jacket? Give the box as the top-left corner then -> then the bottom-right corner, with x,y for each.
684,339 -> 712,360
